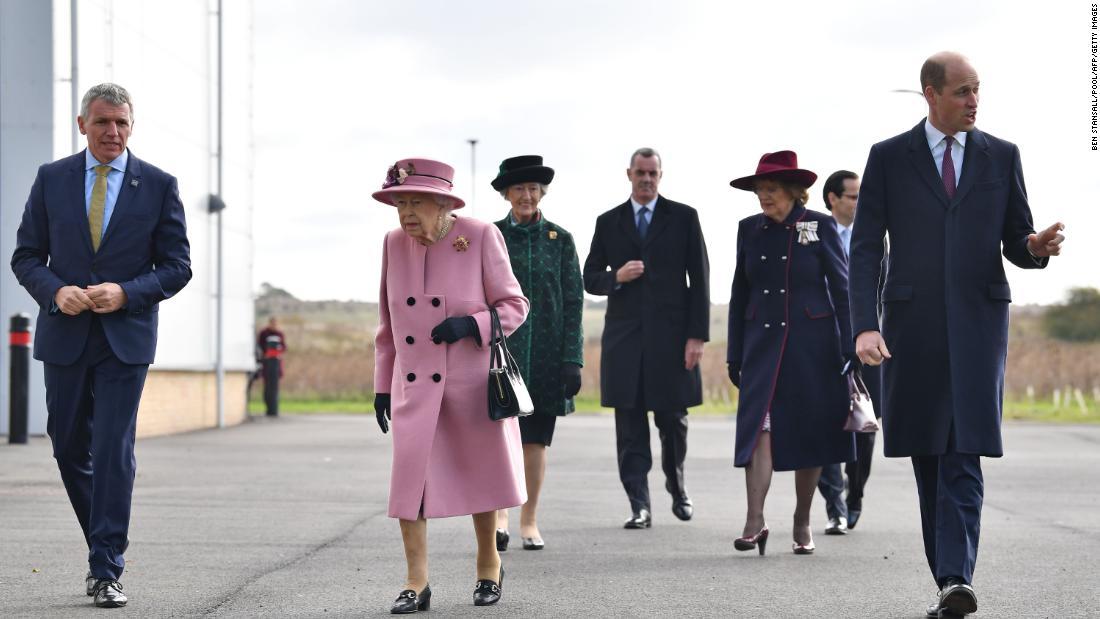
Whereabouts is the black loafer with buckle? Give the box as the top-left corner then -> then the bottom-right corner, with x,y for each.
390,585 -> 431,614
473,566 -> 504,606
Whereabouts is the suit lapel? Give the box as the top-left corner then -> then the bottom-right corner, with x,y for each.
906,121 -> 951,209
69,151 -> 95,254
99,150 -> 143,251
616,200 -> 642,247
950,130 -> 989,209
642,196 -> 671,248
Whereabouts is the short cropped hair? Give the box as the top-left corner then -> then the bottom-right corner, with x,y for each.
629,147 -> 661,169
80,83 -> 134,121
920,58 -> 947,93
821,170 -> 858,211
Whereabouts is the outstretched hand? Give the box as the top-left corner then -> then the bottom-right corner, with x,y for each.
1027,222 -> 1065,258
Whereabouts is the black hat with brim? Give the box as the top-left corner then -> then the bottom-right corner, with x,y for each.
491,155 -> 555,191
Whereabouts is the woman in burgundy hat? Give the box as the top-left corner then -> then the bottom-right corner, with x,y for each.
725,151 -> 857,556
371,158 -> 529,612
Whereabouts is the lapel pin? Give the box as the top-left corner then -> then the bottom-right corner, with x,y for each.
548,231 -> 558,240
130,179 -> 140,187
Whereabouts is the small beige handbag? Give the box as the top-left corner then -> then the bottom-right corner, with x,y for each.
843,369 -> 879,433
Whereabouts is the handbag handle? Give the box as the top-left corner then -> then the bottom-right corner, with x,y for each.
489,308 -> 523,377
847,367 -> 871,399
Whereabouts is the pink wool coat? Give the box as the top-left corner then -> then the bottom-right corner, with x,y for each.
375,216 -> 530,520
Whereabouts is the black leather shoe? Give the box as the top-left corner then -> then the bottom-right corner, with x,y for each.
85,571 -> 96,597
938,579 -> 977,617
847,510 -> 861,529
671,497 -> 694,521
390,585 -> 431,614
623,508 -> 652,529
825,516 -> 848,535
495,528 -> 509,552
926,599 -> 941,618
473,566 -> 503,606
521,537 -> 544,550
92,579 -> 127,608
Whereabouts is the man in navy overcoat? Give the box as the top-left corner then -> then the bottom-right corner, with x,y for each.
849,53 -> 1063,618
10,83 -> 191,608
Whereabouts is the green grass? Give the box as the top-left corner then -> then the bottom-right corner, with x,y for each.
250,395 -> 1100,423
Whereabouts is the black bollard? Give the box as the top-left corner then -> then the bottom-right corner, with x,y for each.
262,335 -> 281,416
9,314 -> 31,444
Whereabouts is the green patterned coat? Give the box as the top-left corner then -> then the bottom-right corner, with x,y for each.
495,213 -> 584,416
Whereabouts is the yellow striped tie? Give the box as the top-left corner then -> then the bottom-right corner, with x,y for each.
89,164 -> 111,251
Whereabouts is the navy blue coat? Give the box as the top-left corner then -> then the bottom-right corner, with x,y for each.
727,203 -> 856,471
11,150 -> 192,366
849,122 -> 1046,458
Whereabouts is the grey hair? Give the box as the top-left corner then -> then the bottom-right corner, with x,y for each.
80,83 -> 134,120
629,147 -> 661,169
432,195 -> 457,210
498,184 -> 549,199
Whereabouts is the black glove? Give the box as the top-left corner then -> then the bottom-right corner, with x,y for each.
561,363 -> 582,398
840,353 -> 859,376
727,363 -> 741,388
431,316 -> 480,345
374,393 -> 391,433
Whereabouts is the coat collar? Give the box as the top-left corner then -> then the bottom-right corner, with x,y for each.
617,195 -> 671,247
906,120 -> 990,210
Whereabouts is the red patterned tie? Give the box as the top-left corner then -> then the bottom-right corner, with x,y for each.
941,136 -> 957,199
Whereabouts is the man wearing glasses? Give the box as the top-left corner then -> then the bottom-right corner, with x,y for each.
816,170 -> 882,535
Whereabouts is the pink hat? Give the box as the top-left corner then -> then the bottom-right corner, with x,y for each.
729,150 -> 818,191
372,158 -> 466,209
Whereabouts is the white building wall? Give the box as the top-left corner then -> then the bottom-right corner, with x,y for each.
0,0 -> 253,435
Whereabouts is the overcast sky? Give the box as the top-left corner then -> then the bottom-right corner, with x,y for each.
252,0 -> 1098,306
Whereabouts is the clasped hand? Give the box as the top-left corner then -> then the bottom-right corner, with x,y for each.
54,283 -> 127,316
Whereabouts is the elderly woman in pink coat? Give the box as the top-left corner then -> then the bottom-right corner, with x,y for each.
371,157 -> 529,614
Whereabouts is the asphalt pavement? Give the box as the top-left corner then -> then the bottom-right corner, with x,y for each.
1,414 -> 1098,618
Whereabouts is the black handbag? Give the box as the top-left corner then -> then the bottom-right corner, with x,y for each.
488,308 -> 534,421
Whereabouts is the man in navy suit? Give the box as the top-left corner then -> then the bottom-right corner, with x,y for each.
11,83 -> 191,608
849,53 -> 1063,618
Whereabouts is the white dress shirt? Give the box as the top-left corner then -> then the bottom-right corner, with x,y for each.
924,118 -> 966,187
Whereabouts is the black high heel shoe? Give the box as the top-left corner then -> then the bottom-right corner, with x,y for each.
495,528 -> 510,552
390,585 -> 430,614
473,566 -> 504,606
734,526 -> 769,555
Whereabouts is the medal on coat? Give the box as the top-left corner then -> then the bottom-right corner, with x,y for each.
453,235 -> 470,252
795,221 -> 819,245
548,231 -> 557,240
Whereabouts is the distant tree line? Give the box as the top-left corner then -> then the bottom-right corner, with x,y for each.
1043,287 -> 1100,342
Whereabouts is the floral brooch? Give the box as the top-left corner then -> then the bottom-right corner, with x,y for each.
453,235 -> 470,252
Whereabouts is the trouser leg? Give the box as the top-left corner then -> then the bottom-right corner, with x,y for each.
845,432 -> 875,513
933,452 -> 983,586
653,409 -> 688,499
911,455 -> 941,582
44,358 -> 95,546
614,406 -> 651,512
86,333 -> 149,581
816,463 -> 847,520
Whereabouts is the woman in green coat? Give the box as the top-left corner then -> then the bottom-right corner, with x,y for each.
492,156 -> 584,552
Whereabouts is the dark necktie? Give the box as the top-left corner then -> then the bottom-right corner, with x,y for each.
637,206 -> 649,239
941,136 -> 957,199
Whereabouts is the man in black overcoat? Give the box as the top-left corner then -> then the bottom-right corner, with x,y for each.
849,52 -> 1064,618
583,147 -> 710,528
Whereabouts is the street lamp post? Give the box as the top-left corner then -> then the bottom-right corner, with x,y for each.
467,138 -> 478,214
